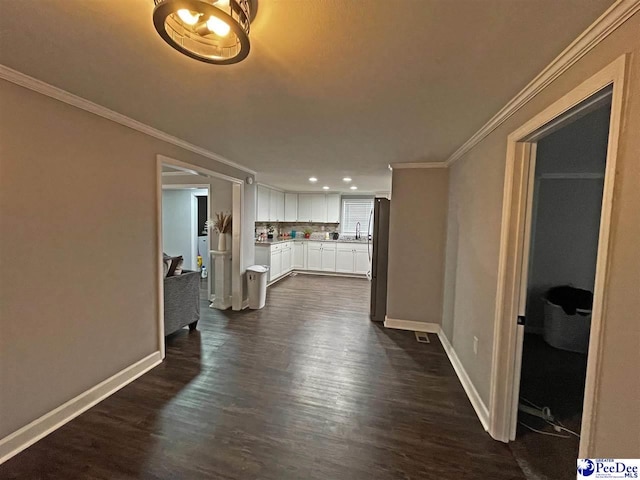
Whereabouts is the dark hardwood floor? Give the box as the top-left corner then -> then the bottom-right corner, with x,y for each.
1,274 -> 525,479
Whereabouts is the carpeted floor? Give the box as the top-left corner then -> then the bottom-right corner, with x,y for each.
509,333 -> 588,480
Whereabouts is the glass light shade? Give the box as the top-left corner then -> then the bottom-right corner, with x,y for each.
153,0 -> 251,65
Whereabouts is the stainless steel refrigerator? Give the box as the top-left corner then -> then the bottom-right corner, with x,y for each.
369,198 -> 390,322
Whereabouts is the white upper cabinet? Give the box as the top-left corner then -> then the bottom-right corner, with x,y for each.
257,189 -> 340,224
257,185 -> 270,222
275,190 -> 285,221
269,189 -> 284,222
284,194 -> 298,222
298,194 -> 313,222
326,194 -> 341,223
311,194 -> 326,222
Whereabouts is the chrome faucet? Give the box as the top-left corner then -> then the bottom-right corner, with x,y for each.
355,222 -> 361,240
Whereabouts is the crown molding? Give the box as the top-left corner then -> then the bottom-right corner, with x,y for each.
389,162 -> 448,170
445,0 -> 639,168
0,65 -> 257,176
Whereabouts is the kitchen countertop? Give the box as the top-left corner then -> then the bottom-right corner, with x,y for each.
255,238 -> 369,246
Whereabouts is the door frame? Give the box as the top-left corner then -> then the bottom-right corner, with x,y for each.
488,54 -> 627,457
156,155 -> 245,358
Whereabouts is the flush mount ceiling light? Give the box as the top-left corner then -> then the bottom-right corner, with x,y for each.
308,177 -> 318,183
153,0 -> 251,65
342,177 -> 352,183
350,186 -> 358,190
322,186 -> 330,190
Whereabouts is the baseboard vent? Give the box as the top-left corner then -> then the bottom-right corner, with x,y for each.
415,332 -> 431,343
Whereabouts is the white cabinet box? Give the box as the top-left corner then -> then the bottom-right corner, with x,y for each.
256,240 -> 367,283
257,185 -> 270,222
336,243 -> 369,274
298,194 -> 313,222
311,194 -> 326,222
281,242 -> 292,273
293,241 -> 305,269
255,241 -> 293,283
269,190 -> 285,222
307,241 -> 336,272
256,185 -> 285,222
326,194 -> 341,223
284,193 -> 298,222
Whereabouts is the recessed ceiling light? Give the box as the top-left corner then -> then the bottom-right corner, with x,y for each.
350,186 -> 358,190
322,186 -> 330,190
309,177 -> 318,183
342,177 -> 352,183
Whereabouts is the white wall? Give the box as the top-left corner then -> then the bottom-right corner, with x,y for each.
162,190 -> 195,269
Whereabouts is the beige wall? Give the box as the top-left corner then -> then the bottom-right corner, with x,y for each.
386,168 -> 448,324
442,13 -> 640,456
0,79 -> 255,439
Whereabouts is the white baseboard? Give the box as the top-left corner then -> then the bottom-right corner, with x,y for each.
383,317 -> 441,333
290,270 -> 368,279
0,351 -> 162,464
383,317 -> 490,432
437,331 -> 490,431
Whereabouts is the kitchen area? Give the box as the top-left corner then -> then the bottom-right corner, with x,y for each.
253,185 -> 389,290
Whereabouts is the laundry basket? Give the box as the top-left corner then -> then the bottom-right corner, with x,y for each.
543,286 -> 592,354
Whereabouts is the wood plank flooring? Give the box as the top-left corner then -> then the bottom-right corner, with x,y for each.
1,275 -> 525,479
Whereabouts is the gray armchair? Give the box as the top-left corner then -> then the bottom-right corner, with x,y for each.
163,270 -> 201,336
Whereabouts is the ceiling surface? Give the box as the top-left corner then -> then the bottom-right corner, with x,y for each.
0,0 -> 615,193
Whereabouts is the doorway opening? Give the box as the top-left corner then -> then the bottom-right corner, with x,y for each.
488,54 -> 627,472
156,156 -> 245,354
510,98 -> 611,480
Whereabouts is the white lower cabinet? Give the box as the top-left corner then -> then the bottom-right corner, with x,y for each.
335,243 -> 370,274
307,242 -> 322,270
307,242 -> 336,272
256,241 -> 368,282
281,243 -> 292,273
320,243 -> 336,271
354,246 -> 370,274
336,245 -> 355,273
293,242 -> 305,269
269,249 -> 282,281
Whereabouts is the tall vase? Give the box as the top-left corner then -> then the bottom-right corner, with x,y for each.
217,233 -> 227,252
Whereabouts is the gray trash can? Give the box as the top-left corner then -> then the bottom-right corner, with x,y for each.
247,265 -> 269,309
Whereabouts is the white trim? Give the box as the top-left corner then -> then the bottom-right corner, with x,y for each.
255,182 -> 285,193
0,65 -> 256,176
156,160 -> 166,358
0,351 -> 162,464
231,182 -> 243,310
388,162 -> 448,170
438,330 -> 490,432
287,270 -> 368,279
444,0 -> 638,167
383,317 -> 440,333
489,55 -> 627,456
157,155 -> 244,185
382,320 -> 490,432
